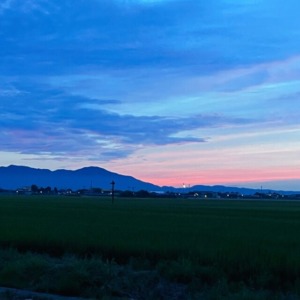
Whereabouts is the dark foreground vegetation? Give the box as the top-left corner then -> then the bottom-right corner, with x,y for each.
0,196 -> 300,299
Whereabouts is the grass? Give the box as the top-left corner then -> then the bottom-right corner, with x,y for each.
0,195 -> 300,298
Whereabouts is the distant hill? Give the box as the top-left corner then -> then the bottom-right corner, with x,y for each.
162,184 -> 300,196
0,165 -> 160,191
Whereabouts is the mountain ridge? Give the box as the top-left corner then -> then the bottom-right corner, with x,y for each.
0,165 -> 158,191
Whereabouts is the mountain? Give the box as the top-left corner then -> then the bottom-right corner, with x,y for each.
162,184 -> 300,196
0,165 -> 160,191
192,184 -> 300,195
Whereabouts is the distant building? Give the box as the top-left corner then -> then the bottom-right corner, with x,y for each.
16,186 -> 31,195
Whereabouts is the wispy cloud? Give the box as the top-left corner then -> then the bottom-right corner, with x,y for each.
0,81 -> 257,161
0,0 -> 13,14
0,0 -> 58,14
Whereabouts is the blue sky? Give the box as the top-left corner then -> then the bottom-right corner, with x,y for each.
1,0 -> 300,190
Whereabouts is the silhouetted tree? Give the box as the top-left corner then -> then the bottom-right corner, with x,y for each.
31,184 -> 39,194
120,190 -> 134,197
45,186 -> 51,194
136,190 -> 150,198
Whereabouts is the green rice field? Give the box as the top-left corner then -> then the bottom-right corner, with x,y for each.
0,195 -> 300,299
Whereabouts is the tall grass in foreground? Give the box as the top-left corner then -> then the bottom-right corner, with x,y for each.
0,196 -> 300,297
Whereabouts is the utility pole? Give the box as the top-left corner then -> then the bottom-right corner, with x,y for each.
111,180 -> 115,204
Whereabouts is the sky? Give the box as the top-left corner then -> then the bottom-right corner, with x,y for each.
1,0 -> 300,190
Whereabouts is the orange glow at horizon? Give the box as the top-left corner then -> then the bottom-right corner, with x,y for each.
139,167 -> 300,187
